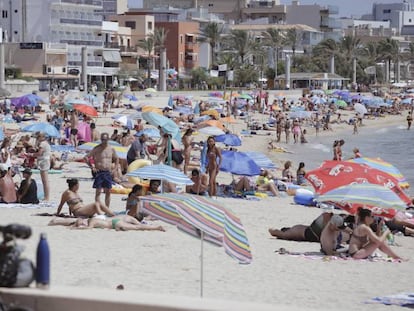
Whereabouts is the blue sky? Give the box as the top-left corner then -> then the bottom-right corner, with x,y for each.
280,0 -> 409,18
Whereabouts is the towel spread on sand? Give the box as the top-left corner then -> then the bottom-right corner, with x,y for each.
0,202 -> 57,209
366,293 -> 414,307
274,249 -> 402,263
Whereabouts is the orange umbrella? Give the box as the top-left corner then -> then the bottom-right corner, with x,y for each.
201,109 -> 219,119
73,104 -> 98,117
142,105 -> 162,114
220,116 -> 237,124
198,120 -> 225,130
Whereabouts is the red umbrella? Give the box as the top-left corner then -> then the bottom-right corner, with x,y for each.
332,202 -> 398,219
73,104 -> 98,117
305,160 -> 411,206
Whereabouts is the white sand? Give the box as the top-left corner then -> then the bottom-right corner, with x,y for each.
1,91 -> 413,310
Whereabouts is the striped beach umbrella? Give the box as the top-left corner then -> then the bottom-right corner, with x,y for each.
316,183 -> 409,210
77,140 -> 127,159
349,157 -> 409,189
140,193 -> 252,296
126,164 -> 193,185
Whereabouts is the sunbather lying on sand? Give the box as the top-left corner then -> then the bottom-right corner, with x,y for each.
48,215 -> 165,232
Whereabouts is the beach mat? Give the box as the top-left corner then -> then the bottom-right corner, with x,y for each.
0,202 -> 57,209
366,293 -> 414,307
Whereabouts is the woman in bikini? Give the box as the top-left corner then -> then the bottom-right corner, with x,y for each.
206,136 -> 222,197
333,139 -> 344,161
126,184 -> 143,218
56,178 -> 115,217
182,128 -> 194,175
348,208 -> 404,260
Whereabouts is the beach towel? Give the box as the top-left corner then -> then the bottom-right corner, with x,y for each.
274,248 -> 403,263
366,293 -> 414,307
0,202 -> 57,209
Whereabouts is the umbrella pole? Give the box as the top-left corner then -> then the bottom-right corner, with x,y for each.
200,231 -> 204,298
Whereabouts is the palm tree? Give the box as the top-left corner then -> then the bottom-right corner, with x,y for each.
198,22 -> 223,68
285,28 -> 303,69
261,27 -> 284,80
339,35 -> 362,82
311,38 -> 340,73
224,29 -> 255,64
377,38 -> 400,83
151,27 -> 169,90
137,37 -> 154,88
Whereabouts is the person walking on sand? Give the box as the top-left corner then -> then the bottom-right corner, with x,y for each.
84,133 -> 119,208
69,110 -> 79,147
31,133 -> 51,201
407,112 -> 413,130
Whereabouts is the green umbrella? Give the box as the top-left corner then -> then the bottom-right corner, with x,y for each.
335,100 -> 347,108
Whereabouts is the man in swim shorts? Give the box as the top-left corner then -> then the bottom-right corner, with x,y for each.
85,133 -> 118,208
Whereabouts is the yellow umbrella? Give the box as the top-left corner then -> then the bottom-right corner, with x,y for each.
198,120 -> 225,130
201,109 -> 219,119
142,105 -> 162,114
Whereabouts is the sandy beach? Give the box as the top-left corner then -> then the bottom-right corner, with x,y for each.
1,90 -> 413,310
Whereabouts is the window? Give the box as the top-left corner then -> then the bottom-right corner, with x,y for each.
125,21 -> 136,29
410,19 -> 412,23
2,10 -> 8,18
383,9 -> 391,14
180,35 -> 183,44
208,3 -> 213,7
148,21 -> 153,30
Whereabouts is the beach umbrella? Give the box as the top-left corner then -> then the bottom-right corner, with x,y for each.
214,134 -> 242,146
220,150 -> 261,176
316,183 -> 409,210
351,94 -> 362,101
198,126 -> 225,136
77,140 -> 127,159
142,111 -> 181,142
198,120 -> 225,130
167,94 -> 174,108
174,106 -> 193,115
73,104 -> 98,117
236,94 -> 253,101
401,98 -> 413,105
335,100 -> 347,108
349,157 -> 409,189
354,103 -> 368,115
140,193 -> 252,296
126,164 -> 193,186
22,122 -> 60,138
0,128 -> 4,141
124,94 -> 138,101
200,109 -> 220,120
244,151 -> 277,169
135,127 -> 161,138
141,105 -> 162,115
111,114 -> 133,129
11,94 -> 45,108
305,160 -> 411,205
311,96 -> 327,105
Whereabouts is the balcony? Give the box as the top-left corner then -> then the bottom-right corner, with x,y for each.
184,59 -> 196,68
320,5 -> 339,15
61,0 -> 103,6
320,17 -> 341,29
185,42 -> 195,51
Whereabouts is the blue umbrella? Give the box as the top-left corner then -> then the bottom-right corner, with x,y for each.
214,134 -> 242,146
401,98 -> 413,105
11,94 -> 45,108
0,128 -> 4,141
142,111 -> 181,142
244,151 -> 277,169
22,122 -> 61,138
135,127 -> 161,138
220,150 -> 261,176
126,164 -> 193,186
124,94 -> 138,101
174,106 -> 193,114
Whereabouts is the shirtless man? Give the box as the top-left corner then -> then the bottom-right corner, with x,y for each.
48,215 -> 165,232
70,110 -> 79,147
186,168 -> 208,195
0,164 -> 17,203
320,215 -> 347,256
84,133 -> 118,208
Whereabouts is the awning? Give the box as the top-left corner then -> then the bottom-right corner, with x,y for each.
186,33 -> 195,36
102,50 -> 122,63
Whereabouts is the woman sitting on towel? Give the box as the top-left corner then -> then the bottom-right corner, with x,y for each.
126,184 -> 144,219
348,208 -> 404,260
56,178 -> 115,217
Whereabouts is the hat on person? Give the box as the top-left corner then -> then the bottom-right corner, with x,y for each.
22,168 -> 32,175
15,141 -> 24,148
330,214 -> 345,229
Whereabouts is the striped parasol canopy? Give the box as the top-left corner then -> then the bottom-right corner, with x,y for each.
141,193 -> 252,296
77,140 -> 127,159
126,164 -> 193,185
316,183 -> 409,210
349,157 -> 409,189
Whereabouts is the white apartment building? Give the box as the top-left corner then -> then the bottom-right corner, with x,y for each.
0,0 -> 121,88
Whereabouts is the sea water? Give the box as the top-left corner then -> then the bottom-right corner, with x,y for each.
287,124 -> 414,196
